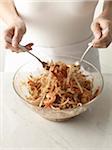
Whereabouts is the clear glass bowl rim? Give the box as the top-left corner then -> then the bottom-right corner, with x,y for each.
13,56 -> 104,111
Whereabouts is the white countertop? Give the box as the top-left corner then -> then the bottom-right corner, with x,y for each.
0,73 -> 112,150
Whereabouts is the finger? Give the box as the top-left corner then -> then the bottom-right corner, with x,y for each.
6,42 -> 34,52
93,43 -> 109,48
98,27 -> 109,40
93,40 -> 111,48
92,26 -> 112,47
93,28 -> 110,44
5,42 -> 12,49
4,28 -> 14,43
5,42 -> 20,52
93,36 -> 111,48
91,22 -> 102,39
12,27 -> 24,48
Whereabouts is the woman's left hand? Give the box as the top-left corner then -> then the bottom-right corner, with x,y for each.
91,15 -> 112,48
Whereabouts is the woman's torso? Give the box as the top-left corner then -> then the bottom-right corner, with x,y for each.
14,0 -> 98,47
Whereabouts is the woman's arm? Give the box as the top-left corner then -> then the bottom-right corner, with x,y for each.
0,0 -> 32,52
102,0 -> 112,19
91,0 -> 112,48
0,0 -> 20,23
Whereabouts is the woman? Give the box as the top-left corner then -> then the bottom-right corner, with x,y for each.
0,0 -> 112,70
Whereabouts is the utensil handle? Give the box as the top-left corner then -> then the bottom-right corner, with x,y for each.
5,37 -> 43,64
80,27 -> 108,63
6,36 -> 29,51
80,42 -> 93,63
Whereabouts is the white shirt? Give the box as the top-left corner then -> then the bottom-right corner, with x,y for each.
14,0 -> 98,47
6,0 -> 101,71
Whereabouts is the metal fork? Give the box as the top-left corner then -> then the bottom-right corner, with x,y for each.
6,37 -> 48,68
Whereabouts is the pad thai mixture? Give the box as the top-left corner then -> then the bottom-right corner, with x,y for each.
26,61 -> 99,110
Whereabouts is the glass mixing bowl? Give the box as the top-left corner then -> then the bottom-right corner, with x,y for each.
13,56 -> 104,121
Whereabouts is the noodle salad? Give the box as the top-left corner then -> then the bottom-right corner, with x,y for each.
26,61 -> 99,110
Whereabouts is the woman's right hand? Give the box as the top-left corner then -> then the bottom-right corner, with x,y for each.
4,16 -> 33,52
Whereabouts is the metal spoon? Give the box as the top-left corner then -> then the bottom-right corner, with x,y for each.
18,45 -> 47,68
75,42 -> 93,66
75,27 -> 109,66
6,37 -> 48,68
